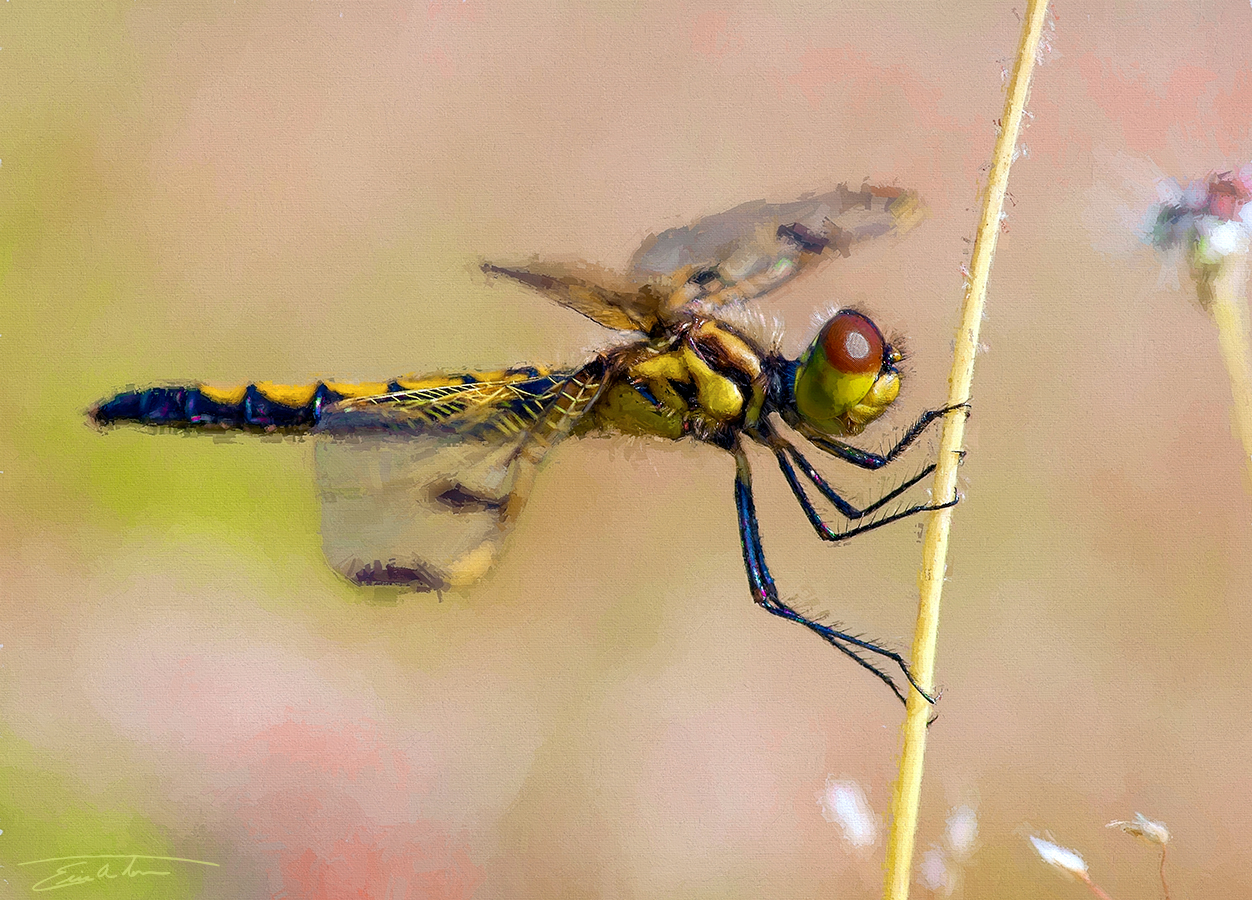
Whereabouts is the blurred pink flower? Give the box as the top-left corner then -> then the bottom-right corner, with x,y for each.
1150,166 -> 1252,265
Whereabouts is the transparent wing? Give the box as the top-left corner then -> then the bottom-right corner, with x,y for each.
483,185 -> 924,333
316,371 -> 573,439
628,182 -> 926,316
313,365 -> 605,590
481,263 -> 661,333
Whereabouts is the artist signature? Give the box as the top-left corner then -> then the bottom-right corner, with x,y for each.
17,855 -> 219,892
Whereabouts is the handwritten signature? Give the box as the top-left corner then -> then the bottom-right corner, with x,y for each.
17,855 -> 219,893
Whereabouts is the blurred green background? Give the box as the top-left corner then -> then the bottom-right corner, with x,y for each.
3,2 -> 1252,898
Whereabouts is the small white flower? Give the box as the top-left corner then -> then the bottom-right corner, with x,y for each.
946,804 -> 978,858
918,847 -> 955,895
1108,812 -> 1170,846
1029,835 -> 1089,877
1201,219 -> 1251,261
817,777 -> 878,847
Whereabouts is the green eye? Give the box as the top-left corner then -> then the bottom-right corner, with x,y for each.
793,310 -> 900,435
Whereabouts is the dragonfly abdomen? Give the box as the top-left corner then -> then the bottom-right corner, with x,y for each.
91,383 -> 341,430
89,369 -> 554,431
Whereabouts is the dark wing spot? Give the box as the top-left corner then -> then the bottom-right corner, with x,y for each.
435,486 -> 506,513
777,223 -> 830,253
351,560 -> 448,591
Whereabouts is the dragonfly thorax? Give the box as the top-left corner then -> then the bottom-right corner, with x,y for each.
582,318 -> 771,446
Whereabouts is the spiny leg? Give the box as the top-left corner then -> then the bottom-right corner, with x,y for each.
754,423 -> 937,520
804,403 -> 969,470
771,449 -> 957,543
731,443 -> 934,707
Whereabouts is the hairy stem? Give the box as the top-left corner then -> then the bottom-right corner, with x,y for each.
880,2 -> 1050,898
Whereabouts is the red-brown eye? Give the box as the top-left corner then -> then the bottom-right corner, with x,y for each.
821,311 -> 885,375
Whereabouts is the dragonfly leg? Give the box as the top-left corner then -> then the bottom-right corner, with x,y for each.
754,425 -> 937,520
774,450 -> 957,542
804,403 -> 969,470
732,443 -> 934,707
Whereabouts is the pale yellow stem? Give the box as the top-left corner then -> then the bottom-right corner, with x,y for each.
1197,251 -> 1252,491
881,2 -> 1049,898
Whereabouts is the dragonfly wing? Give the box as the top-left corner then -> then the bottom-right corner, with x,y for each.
315,429 -> 539,590
483,185 -> 923,331
481,263 -> 660,333
313,364 -> 606,590
627,183 -> 925,316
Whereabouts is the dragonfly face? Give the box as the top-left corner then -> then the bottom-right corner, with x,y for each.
789,310 -> 903,438
90,183 -> 963,707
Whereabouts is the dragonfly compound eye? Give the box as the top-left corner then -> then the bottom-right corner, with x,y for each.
822,310 -> 885,375
793,310 -> 896,436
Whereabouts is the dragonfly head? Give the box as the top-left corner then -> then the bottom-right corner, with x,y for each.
790,310 -> 901,437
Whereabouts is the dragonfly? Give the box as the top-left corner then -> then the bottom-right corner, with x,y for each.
90,183 -> 964,705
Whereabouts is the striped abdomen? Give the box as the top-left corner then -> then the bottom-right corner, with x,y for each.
89,367 -> 554,432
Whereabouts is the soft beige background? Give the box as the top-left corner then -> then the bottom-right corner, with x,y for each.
4,2 -> 1252,898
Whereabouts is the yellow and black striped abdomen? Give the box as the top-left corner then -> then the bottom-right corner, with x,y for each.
89,367 -> 555,432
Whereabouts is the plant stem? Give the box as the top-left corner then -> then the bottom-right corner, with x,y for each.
1159,845 -> 1172,900
880,2 -> 1049,898
1196,250 -> 1252,491
1078,872 -> 1117,900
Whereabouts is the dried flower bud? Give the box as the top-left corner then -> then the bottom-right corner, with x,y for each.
1029,835 -> 1089,877
1108,812 -> 1171,846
